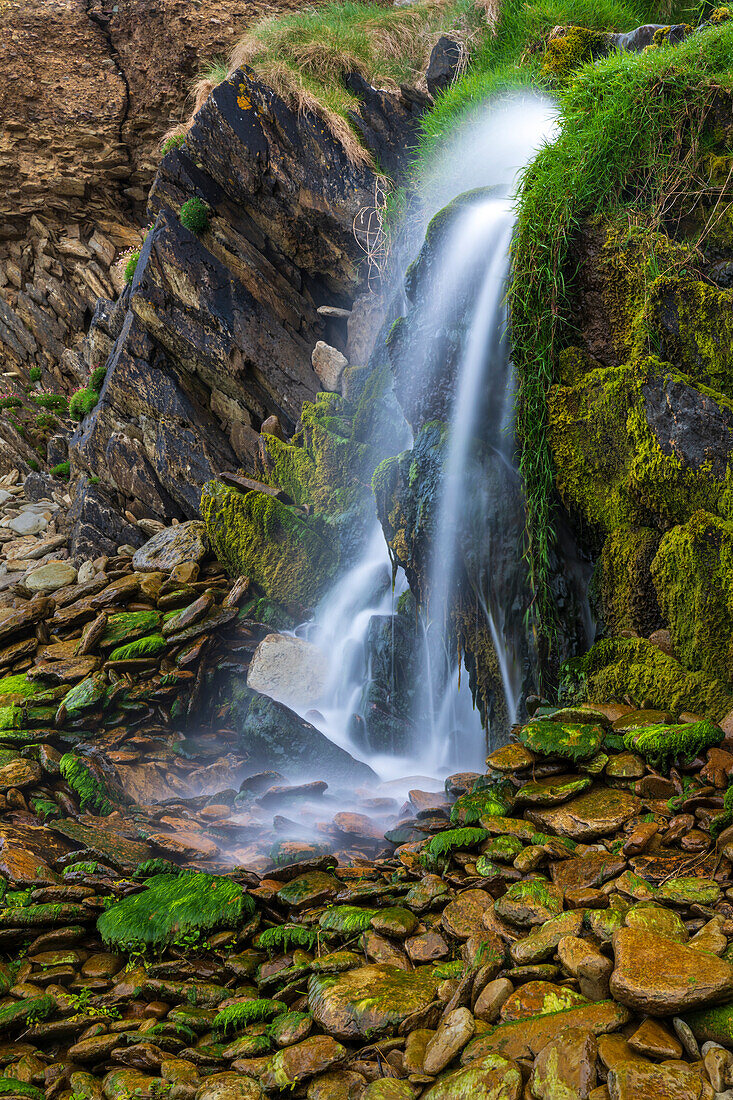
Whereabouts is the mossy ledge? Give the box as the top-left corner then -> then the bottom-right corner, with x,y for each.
201,480 -> 338,612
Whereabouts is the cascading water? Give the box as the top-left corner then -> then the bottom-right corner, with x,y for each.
293,93 -> 558,786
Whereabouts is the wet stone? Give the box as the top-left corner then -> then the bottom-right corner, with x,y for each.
494,880 -> 563,928
499,980 -> 589,1022
527,788 -> 642,841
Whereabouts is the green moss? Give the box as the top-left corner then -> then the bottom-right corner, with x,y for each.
90,365 -> 107,390
0,995 -> 54,1032
134,858 -> 180,878
0,1081 -> 43,1100
50,461 -> 70,479
651,512 -> 733,683
213,999 -> 287,1038
686,1003 -> 733,1045
179,196 -> 210,233
509,21 -> 733,645
518,719 -> 604,762
109,634 -> 167,662
450,783 -> 513,825
162,133 -> 186,154
623,719 -> 721,767
711,784 -> 733,839
256,924 -> 320,954
562,637 -> 733,721
201,480 -> 338,609
319,906 -> 377,934
424,827 -> 489,860
98,873 -> 252,951
60,754 -> 116,815
61,672 -> 107,717
542,26 -> 611,80
597,526 -> 661,635
101,611 -> 162,648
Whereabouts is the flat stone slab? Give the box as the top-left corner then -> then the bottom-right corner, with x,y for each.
527,787 -> 641,840
610,927 -> 733,1015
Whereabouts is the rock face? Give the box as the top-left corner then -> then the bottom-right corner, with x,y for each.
0,0 -> 305,407
67,66 -> 423,554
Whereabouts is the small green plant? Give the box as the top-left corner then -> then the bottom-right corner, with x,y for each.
31,393 -> 68,413
179,196 -> 211,233
50,461 -> 70,480
89,475 -> 100,484
124,249 -> 140,283
69,387 -> 101,422
28,367 -> 41,384
0,397 -> 22,410
27,458 -> 39,472
423,827 -> 489,865
161,133 -> 186,155
90,365 -> 107,390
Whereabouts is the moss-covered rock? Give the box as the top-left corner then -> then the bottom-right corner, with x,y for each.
651,511 -> 733,682
98,872 -> 252,951
542,26 -> 612,82
201,481 -> 337,611
560,637 -> 733,721
596,526 -> 662,636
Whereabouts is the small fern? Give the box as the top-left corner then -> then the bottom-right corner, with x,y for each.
213,999 -> 287,1038
256,924 -> 319,954
318,906 -> 377,935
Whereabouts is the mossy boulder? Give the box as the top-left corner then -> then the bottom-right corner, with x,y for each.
542,26 -> 612,81
561,637 -> 733,721
97,873 -> 252,951
308,964 -> 439,1040
201,481 -> 337,611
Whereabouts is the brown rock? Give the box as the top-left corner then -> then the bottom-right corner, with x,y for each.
526,788 -> 641,841
442,889 -> 493,940
558,935 -> 613,1001
610,927 -> 733,1015
627,1018 -> 682,1060
530,1027 -> 598,1099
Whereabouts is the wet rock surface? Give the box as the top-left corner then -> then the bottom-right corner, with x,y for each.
0,505 -> 725,1099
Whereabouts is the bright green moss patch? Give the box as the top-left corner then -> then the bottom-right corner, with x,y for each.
98,873 -> 252,952
319,906 -> 377,934
179,196 -> 210,233
201,481 -> 338,609
61,672 -> 107,717
424,827 -> 488,861
561,637 -> 733,721
109,634 -> 167,662
59,754 -> 116,816
256,924 -> 320,954
518,719 -> 604,762
101,611 -> 162,649
0,675 -> 38,703
623,720 -> 721,768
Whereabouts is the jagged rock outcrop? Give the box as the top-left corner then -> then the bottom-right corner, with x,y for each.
68,66 -> 425,554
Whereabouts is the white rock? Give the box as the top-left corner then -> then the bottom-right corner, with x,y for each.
77,560 -> 96,584
25,561 -> 77,594
9,512 -> 47,536
0,490 -> 12,507
311,341 -> 348,393
247,633 -> 328,709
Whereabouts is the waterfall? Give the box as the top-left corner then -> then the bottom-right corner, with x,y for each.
293,93 -> 558,784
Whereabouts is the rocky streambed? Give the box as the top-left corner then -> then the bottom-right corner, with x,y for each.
0,470 -> 727,1098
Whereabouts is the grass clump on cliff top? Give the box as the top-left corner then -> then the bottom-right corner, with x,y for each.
229,0 -> 490,160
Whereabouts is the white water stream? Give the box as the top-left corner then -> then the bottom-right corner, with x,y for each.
292,94 -> 557,789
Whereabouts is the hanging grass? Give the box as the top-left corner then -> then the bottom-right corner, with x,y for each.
213,998 -> 287,1038
509,20 -> 733,646
318,906 -> 378,934
256,924 -> 320,954
98,873 -> 253,952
